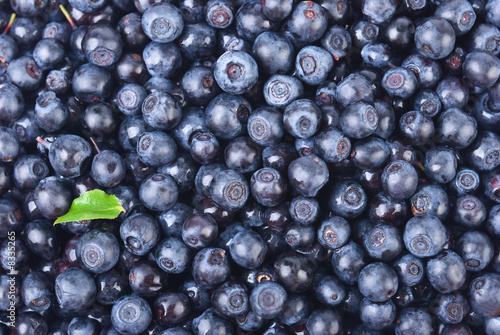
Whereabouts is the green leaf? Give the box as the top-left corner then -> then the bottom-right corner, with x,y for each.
54,189 -> 126,225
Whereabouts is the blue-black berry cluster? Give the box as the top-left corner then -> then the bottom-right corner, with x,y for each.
1,0 -> 500,334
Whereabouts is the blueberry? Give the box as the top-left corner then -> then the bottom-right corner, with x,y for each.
13,155 -> 49,191
21,271 -> 53,312
335,73 -> 374,108
373,100 -> 396,139
427,250 -> 467,293
360,298 -> 396,330
314,126 -> 351,163
7,56 -> 43,92
340,102 -> 379,139
403,215 -> 447,258
431,292 -> 470,324
331,241 -> 366,285
143,42 -> 182,79
296,46 -> 334,86
192,247 -> 230,288
212,281 -> 249,318
288,154 -> 329,197
142,91 -> 182,130
249,281 -> 287,319
95,269 -> 128,305
364,222 -> 402,262
209,169 -> 249,211
205,93 -> 252,140
382,160 -> 418,201
139,173 -> 179,212
155,237 -> 191,274
464,51 -> 500,88
454,194 -> 487,228
414,17 -> 456,60
224,137 -> 262,173
328,180 -> 368,219
361,43 -> 392,68
141,3 -> 184,43
263,74 -> 304,109
285,1 -> 328,43
468,273 -> 500,317
279,293 -> 311,326
394,254 -> 425,287
358,262 -> 398,302
111,294 -> 152,335
351,20 -> 379,49
410,184 -> 449,220
435,0 -> 476,35
306,308 -> 343,335
274,252 -> 316,292
214,50 -> 259,95
76,228 -> 120,274
467,23 -> 500,55
72,63 -> 113,103
236,0 -> 278,41
55,268 -> 96,313
182,213 -> 218,249
120,213 -> 160,256
402,53 -> 443,88
457,231 -> 494,272
382,67 -> 418,99
192,308 -> 233,335
33,176 -> 71,220
154,291 -> 191,326
395,308 -> 434,335
314,274 -> 346,307
205,0 -> 234,29
137,131 -> 177,167
0,83 -> 24,123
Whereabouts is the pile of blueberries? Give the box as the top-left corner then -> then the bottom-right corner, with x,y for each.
2,0 -> 500,334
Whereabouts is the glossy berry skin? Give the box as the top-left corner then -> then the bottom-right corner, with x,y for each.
249,281 -> 287,319
90,150 -> 126,188
328,180 -> 368,219
402,53 -> 443,89
295,46 -> 334,86
289,196 -> 319,226
189,131 -> 219,165
224,137 -> 261,173
212,281 -> 249,318
181,213 -> 218,250
487,204 -> 500,236
116,84 -> 147,116
360,298 -> 396,330
468,273 -> 500,317
129,262 -> 167,297
76,228 -> 120,274
464,51 -> 500,88
274,251 -> 316,292
153,291 -> 191,326
205,0 -> 234,29
283,99 -> 322,139
285,223 -> 315,249
139,173 -> 179,212
331,241 -> 366,285
414,17 -> 456,60
192,308 -> 233,335
321,25 -> 352,60
382,160 -> 418,201
394,254 -> 425,287
7,56 -> 43,92
382,67 -> 418,99
424,146 -> 457,184
364,222 -> 402,262
209,169 -> 249,211
247,107 -> 283,147
252,32 -> 294,76
205,93 -> 251,140
178,23 -> 216,61
82,23 -> 123,67
314,274 -> 346,307
192,247 -> 230,289
403,215 -> 447,258
436,108 -> 477,149
236,0 -> 278,41
141,3 -> 184,43
95,269 -> 127,305
410,184 -> 449,220
48,135 -> 91,179
137,131 -> 177,167
0,83 -> 24,123
351,20 -> 379,49
111,294 -> 152,335
427,250 -> 466,293
466,131 -> 500,171
142,91 -> 182,130
285,1 -> 328,43
250,168 -> 287,207
454,194 -> 487,228
395,308 -> 434,335
13,155 -> 48,190
229,230 -> 267,269
352,137 -> 390,170
456,231 -> 494,272
288,154 -> 329,197
263,75 -> 304,109
435,0 -> 476,36
399,110 -> 435,146
34,91 -> 68,133
21,271 -> 53,312
306,308 -> 342,335
34,176 -> 71,220
214,51 -> 259,95
451,168 -> 480,195
72,63 -> 113,103
120,213 -> 160,256
155,237 -> 191,274
468,23 -> 500,55
340,102 -> 379,139
431,292 -> 470,324
358,262 -> 398,302
314,126 -> 351,163
55,268 -> 96,313
181,66 -> 219,106
413,89 -> 441,117
143,42 -> 182,79
317,216 -> 350,250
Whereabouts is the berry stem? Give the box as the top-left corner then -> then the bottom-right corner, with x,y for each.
90,137 -> 101,154
59,4 -> 76,29
2,13 -> 16,35
36,136 -> 51,149
415,161 -> 425,172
